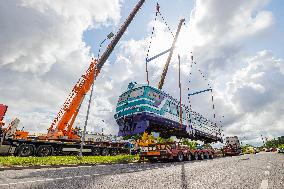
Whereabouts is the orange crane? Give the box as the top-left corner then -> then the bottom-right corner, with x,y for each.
46,0 -> 146,140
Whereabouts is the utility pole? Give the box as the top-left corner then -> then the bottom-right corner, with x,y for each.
178,55 -> 182,129
79,0 -> 146,157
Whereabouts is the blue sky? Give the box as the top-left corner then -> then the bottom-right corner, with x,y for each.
84,0 -> 284,61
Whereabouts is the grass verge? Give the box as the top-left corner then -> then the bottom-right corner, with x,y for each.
0,155 -> 139,167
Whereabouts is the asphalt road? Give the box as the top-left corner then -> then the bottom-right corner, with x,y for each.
0,152 -> 283,189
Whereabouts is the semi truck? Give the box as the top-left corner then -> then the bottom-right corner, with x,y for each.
139,142 -> 215,162
223,136 -> 242,156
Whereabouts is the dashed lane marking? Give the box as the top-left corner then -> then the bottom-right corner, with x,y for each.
78,166 -> 92,168
259,179 -> 268,189
35,180 -> 45,182
264,171 -> 270,175
83,175 -> 91,177
267,166 -> 271,169
65,176 -> 73,179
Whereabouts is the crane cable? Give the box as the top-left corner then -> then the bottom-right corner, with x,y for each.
145,2 -> 174,85
187,53 -> 222,139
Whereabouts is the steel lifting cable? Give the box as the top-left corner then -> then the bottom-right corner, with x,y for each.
145,2 -> 174,85
187,53 -> 220,137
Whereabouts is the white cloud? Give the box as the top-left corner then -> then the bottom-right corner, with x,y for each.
0,0 -> 121,132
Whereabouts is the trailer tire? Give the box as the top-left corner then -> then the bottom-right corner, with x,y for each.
204,152 -> 209,159
16,144 -> 35,157
101,148 -> 109,156
209,154 -> 214,159
91,148 -> 101,156
199,153 -> 204,160
176,152 -> 184,162
194,153 -> 199,160
148,158 -> 157,163
186,153 -> 193,161
36,145 -> 53,157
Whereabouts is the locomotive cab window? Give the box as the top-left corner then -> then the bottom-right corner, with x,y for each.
148,90 -> 160,101
129,87 -> 144,99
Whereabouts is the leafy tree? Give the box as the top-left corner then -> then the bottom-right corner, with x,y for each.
264,136 -> 284,148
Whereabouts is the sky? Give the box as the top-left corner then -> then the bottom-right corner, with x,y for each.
0,0 -> 284,147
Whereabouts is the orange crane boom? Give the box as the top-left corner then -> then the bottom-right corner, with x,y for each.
47,0 -> 146,140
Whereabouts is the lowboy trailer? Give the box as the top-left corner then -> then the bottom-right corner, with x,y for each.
139,142 -> 215,162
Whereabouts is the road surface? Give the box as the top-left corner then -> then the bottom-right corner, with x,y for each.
0,152 -> 283,189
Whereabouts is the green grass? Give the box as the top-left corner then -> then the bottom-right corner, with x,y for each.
0,155 -> 139,167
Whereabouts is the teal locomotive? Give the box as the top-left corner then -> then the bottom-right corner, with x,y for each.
114,82 -> 221,143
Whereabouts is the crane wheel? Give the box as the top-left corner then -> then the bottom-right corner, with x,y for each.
91,148 -> 101,156
36,145 -> 53,157
16,144 -> 35,157
101,148 -> 109,156
176,152 -> 184,162
110,149 -> 118,156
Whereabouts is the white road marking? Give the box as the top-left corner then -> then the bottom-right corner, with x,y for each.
83,175 -> 91,177
267,166 -> 271,169
154,166 -> 159,169
55,178 -> 64,180
45,178 -> 54,181
259,179 -> 268,189
146,167 -> 150,170
26,181 -> 36,183
78,166 -> 92,168
65,176 -> 73,179
138,168 -> 143,171
0,184 -> 9,186
35,180 -> 45,182
93,174 -> 99,176
75,175 -> 83,178
129,169 -> 134,172
264,171 -> 270,175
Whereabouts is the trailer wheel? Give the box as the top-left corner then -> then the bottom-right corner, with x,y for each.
148,158 -> 157,163
186,153 -> 193,161
194,153 -> 199,160
209,153 -> 214,159
176,152 -> 184,162
91,148 -> 101,156
199,153 -> 204,160
101,148 -> 109,156
36,145 -> 53,157
16,144 -> 35,157
204,152 -> 209,159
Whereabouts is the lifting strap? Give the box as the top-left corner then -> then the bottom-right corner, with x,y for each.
145,2 -> 174,85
